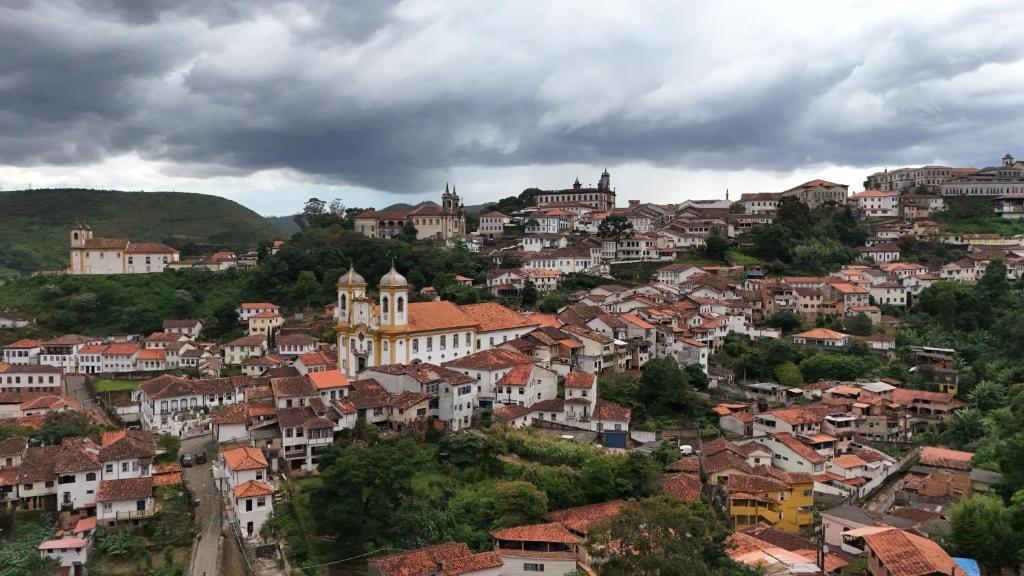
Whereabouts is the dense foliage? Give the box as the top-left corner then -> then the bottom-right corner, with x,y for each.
0,188 -> 284,276
741,197 -> 867,274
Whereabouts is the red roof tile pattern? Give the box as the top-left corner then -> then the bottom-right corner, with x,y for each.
545,500 -> 625,535
862,528 -> 957,576
233,479 -> 274,498
97,477 -> 153,502
443,348 -> 535,371
661,473 -> 701,502
919,446 -> 973,470
490,522 -> 581,544
368,542 -> 472,576
563,372 -> 596,389
222,446 -> 268,471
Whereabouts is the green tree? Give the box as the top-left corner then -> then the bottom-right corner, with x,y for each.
843,313 -> 873,336
587,496 -> 747,576
598,215 -> 633,239
39,411 -> 94,445
311,438 -> 435,552
397,222 -> 419,243
493,481 -> 548,528
969,381 -> 1007,412
774,362 -> 804,388
948,495 -> 1021,573
521,279 -> 539,307
765,311 -> 803,334
636,357 -> 703,420
291,270 -> 320,309
538,291 -> 568,313
703,236 -> 729,261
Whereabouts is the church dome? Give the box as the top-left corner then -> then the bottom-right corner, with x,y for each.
379,263 -> 408,288
338,265 -> 367,286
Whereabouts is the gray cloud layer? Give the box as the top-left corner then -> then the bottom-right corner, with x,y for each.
3,0 -> 1024,194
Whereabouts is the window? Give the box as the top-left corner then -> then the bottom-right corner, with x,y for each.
257,496 -> 266,507
122,462 -> 129,473
105,464 -> 113,474
524,563 -> 545,572
397,297 -> 404,313
103,503 -> 112,512
412,339 -> 419,353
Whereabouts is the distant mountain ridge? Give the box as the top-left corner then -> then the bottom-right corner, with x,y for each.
0,188 -> 287,276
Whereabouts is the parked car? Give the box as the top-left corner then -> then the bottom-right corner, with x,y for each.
195,452 -> 207,465
180,453 -> 194,467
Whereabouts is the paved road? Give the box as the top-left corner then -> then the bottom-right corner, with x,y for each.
182,434 -> 220,576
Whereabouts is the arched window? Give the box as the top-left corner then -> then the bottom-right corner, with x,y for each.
383,341 -> 389,352
382,296 -> 390,319
340,294 -> 347,310
397,297 -> 404,313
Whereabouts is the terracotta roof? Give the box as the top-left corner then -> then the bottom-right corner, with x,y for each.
277,333 -> 318,346
771,433 -> 825,464
225,335 -> 267,347
296,350 -> 336,367
271,376 -> 317,398
98,430 -> 155,462
661,472 -> 701,502
368,542 -> 472,576
831,454 -> 869,469
83,237 -> 129,250
54,438 -> 100,473
406,301 -> 478,333
703,449 -> 752,476
308,370 -> 348,390
126,242 -> 177,254
891,389 -> 959,406
726,473 -> 789,494
794,328 -> 849,341
593,398 -> 631,422
495,364 -> 534,387
443,348 -> 535,371
493,404 -> 532,421
5,338 -> 42,349
240,302 -> 279,309
277,406 -> 333,429
347,380 -> 392,409
545,500 -> 625,535
459,303 -> 538,332
390,391 -> 433,410
39,537 -> 88,550
370,361 -> 475,385
222,446 -> 268,471
0,437 -> 26,458
919,446 -> 973,471
233,479 -> 274,498
490,522 -> 580,544
563,372 -> 596,389
96,477 -> 153,502
862,528 -> 957,576
439,551 -> 503,576
137,348 -> 166,361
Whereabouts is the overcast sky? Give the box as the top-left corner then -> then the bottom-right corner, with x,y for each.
3,0 -> 1023,215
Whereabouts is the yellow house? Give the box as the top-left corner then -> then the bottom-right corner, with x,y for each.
248,311 -> 285,336
726,468 -> 814,534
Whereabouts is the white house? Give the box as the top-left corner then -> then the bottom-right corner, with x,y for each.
238,303 -> 281,322
851,190 -> 899,218
38,537 -> 89,570
232,480 -> 274,540
223,335 -> 268,366
0,364 -> 63,393
96,477 -> 155,524
443,348 -> 538,409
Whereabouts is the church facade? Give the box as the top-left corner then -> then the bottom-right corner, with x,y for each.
353,185 -> 466,240
68,224 -> 179,275
335,265 -> 537,377
534,169 -> 617,211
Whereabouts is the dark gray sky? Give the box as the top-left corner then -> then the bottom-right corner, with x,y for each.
2,0 -> 1022,214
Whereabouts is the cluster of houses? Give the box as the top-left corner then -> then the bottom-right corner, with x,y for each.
0,428 -> 186,573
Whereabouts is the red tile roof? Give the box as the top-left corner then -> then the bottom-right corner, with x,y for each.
308,370 -> 349,390
862,528 -> 957,576
97,477 -> 153,502
368,542 -> 472,576
233,479 -> 274,499
545,500 -> 625,535
919,446 -> 973,471
563,372 -> 596,389
222,446 -> 268,471
490,522 -> 581,544
459,303 -> 538,332
593,398 -> 630,422
661,473 -> 701,502
443,348 -> 535,371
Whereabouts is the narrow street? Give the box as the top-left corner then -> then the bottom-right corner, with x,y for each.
181,434 -> 220,576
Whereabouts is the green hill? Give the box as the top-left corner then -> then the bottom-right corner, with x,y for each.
0,189 -> 287,276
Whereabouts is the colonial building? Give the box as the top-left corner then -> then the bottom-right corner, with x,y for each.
353,185 -> 466,240
533,170 -> 616,211
781,179 -> 848,208
68,224 -> 179,275
335,264 -> 537,377
941,153 -> 1024,197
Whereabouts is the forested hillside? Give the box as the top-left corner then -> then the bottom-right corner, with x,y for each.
0,189 -> 286,276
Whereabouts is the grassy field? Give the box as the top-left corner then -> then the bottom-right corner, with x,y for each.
95,379 -> 140,392
726,250 -> 761,266
0,188 -> 286,275
938,216 -> 1024,236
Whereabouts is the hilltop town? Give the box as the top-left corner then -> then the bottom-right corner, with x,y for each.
3,154 -> 1024,576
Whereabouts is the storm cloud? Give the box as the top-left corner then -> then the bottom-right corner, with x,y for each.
2,0 -> 1024,205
